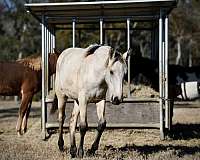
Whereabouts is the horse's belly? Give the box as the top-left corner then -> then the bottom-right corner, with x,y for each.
0,85 -> 19,95
60,84 -> 78,99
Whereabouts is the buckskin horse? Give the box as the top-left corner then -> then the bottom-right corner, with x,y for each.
0,50 -> 60,135
54,44 -> 128,158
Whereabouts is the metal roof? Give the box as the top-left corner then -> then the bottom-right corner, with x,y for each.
25,0 -> 177,24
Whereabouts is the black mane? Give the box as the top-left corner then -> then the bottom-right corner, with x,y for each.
85,44 -> 101,57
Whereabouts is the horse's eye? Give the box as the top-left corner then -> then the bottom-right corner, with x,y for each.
110,70 -> 114,75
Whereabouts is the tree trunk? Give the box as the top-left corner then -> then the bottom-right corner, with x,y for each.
176,37 -> 182,65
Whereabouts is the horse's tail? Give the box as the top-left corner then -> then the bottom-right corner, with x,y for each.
50,94 -> 58,114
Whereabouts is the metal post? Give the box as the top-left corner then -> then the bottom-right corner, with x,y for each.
159,12 -> 164,140
165,16 -> 169,129
127,18 -> 131,97
51,27 -> 56,91
41,15 -> 46,139
46,26 -> 49,95
51,27 -> 55,51
100,18 -> 103,45
72,18 -> 76,48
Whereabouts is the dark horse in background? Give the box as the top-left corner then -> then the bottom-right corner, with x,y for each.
127,53 -> 200,99
0,50 -> 60,135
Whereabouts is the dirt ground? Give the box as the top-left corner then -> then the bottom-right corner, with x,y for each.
0,100 -> 200,160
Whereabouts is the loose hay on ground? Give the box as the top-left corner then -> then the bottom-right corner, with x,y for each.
0,100 -> 200,160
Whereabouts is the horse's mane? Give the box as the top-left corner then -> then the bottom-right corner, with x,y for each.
17,53 -> 41,71
85,44 -> 101,57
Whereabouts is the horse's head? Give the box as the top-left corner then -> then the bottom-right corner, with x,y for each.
105,48 -> 129,105
49,48 -> 61,75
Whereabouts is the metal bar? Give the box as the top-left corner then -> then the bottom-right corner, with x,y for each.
100,18 -> 103,45
51,27 -> 56,91
46,122 -> 160,129
44,24 -> 48,97
164,16 -> 169,129
55,27 -> 153,31
159,12 -> 164,140
127,18 -> 131,97
46,97 -> 159,103
41,15 -> 46,139
52,27 -> 56,49
25,0 -> 177,7
46,26 -> 49,95
72,18 -> 76,48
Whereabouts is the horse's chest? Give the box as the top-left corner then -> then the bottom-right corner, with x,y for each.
62,87 -> 78,99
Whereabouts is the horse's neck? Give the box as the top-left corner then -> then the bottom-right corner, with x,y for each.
92,51 -> 109,68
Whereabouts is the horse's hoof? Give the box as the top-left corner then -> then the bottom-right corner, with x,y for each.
86,149 -> 95,157
77,148 -> 84,158
58,137 -> 64,152
58,145 -> 64,152
17,131 -> 23,137
70,146 -> 77,158
22,128 -> 27,134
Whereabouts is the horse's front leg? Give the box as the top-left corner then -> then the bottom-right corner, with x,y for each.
16,92 -> 32,136
78,95 -> 88,158
87,100 -> 106,156
57,95 -> 67,151
69,100 -> 80,158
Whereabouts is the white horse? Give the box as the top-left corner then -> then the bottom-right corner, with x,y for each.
55,44 -> 128,158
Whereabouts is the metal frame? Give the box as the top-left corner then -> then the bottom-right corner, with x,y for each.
41,15 -> 56,138
25,1 -> 176,140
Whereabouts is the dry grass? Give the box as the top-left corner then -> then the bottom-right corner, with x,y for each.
0,101 -> 200,160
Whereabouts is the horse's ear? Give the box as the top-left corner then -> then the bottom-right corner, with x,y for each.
53,48 -> 61,56
123,48 -> 132,61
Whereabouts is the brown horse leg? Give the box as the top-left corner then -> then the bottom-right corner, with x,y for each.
22,99 -> 32,134
57,95 -> 66,151
87,100 -> 106,156
16,93 -> 32,136
77,95 -> 88,158
69,100 -> 80,158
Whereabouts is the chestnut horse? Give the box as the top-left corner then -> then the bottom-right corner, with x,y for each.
0,50 -> 60,135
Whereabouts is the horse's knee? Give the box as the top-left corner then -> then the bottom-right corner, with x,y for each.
79,122 -> 88,135
97,120 -> 106,132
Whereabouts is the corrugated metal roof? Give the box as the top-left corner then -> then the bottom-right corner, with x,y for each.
25,0 -> 177,24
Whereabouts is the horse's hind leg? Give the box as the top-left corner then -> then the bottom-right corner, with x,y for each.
57,95 -> 67,151
22,99 -> 32,134
87,100 -> 106,156
16,93 -> 32,136
69,100 -> 80,158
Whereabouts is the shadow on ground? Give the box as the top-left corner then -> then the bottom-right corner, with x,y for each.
0,107 -> 40,119
104,143 -> 200,158
169,123 -> 200,140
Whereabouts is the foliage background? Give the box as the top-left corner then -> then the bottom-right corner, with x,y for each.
0,0 -> 199,65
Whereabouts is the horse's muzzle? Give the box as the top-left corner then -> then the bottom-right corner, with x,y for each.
111,96 -> 120,105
